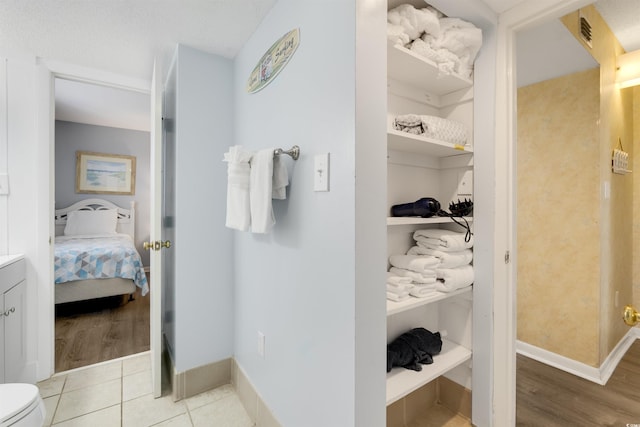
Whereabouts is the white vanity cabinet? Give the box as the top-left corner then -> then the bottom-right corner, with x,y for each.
385,19 -> 475,421
0,255 -> 27,383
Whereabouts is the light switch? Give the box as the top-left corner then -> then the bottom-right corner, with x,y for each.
314,153 -> 330,192
0,174 -> 8,195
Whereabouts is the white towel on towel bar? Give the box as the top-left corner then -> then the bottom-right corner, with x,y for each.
272,154 -> 289,200
249,148 -> 277,234
223,145 -> 253,231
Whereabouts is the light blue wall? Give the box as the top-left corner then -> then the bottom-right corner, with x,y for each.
54,120 -> 151,266
232,1 -> 370,426
169,45 -> 235,371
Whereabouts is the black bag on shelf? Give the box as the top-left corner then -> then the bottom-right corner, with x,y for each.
387,327 -> 442,372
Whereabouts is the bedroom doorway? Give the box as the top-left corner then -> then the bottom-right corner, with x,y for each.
52,76 -> 153,372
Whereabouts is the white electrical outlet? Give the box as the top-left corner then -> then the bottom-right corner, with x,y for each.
258,331 -> 265,358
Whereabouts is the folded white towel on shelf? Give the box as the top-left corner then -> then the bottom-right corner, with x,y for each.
413,229 -> 473,251
407,245 -> 473,268
389,254 -> 440,272
435,265 -> 474,292
387,283 -> 414,294
410,284 -> 438,298
387,291 -> 411,302
387,272 -> 413,285
410,38 -> 458,76
272,154 -> 289,200
387,23 -> 411,46
250,148 -> 277,234
224,145 -> 254,231
389,267 -> 437,284
432,18 -> 483,78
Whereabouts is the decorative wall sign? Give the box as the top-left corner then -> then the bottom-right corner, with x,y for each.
246,28 -> 300,94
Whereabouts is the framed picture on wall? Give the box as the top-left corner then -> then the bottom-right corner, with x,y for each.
76,151 -> 136,195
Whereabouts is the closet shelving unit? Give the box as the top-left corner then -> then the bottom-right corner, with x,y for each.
386,29 -> 475,415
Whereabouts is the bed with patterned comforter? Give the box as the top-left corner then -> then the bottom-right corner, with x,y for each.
54,234 -> 149,297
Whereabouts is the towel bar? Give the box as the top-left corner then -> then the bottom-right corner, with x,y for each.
274,145 -> 300,160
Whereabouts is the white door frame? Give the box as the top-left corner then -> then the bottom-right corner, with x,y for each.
37,59 -> 153,379
494,0 -> 594,424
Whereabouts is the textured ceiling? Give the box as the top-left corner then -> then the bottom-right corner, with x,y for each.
0,0 -> 278,81
595,0 -> 640,52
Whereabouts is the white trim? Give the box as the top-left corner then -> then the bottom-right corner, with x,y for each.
517,327 -> 640,385
43,59 -> 150,94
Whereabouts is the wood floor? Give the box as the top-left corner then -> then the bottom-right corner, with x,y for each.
516,340 -> 640,426
54,284 -> 150,372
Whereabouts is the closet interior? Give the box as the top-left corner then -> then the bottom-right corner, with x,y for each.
385,1 -> 479,425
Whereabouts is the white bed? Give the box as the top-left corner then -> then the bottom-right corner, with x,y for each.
54,198 -> 149,304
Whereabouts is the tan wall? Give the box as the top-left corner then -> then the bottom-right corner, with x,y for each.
563,5 -> 634,364
517,5 -> 635,367
517,68 -> 601,366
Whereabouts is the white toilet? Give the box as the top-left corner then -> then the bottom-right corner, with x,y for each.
0,384 -> 46,427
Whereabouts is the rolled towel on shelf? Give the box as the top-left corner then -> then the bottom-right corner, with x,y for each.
387,272 -> 413,285
420,115 -> 468,146
408,245 -> 473,268
387,283 -> 414,294
387,23 -> 411,46
387,291 -> 411,302
413,229 -> 473,251
389,267 -> 437,284
435,264 -> 474,292
410,283 -> 437,298
389,254 -> 440,273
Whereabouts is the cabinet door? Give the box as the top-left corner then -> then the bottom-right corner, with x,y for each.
4,281 -> 26,382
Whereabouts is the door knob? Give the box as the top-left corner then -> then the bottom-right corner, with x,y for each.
623,305 -> 639,326
143,240 -> 171,251
143,241 -> 154,251
160,240 -> 171,249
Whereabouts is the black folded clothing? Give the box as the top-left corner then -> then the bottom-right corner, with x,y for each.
387,327 -> 442,372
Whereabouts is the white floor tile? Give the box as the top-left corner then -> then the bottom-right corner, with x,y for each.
42,394 -> 60,427
52,404 -> 121,427
38,375 -> 67,398
190,395 -> 253,427
123,352 -> 151,376
63,361 -> 122,392
152,413 -> 194,427
122,394 -> 187,427
53,378 -> 121,423
123,370 -> 153,401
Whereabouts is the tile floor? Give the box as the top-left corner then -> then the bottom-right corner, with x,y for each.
37,352 -> 253,427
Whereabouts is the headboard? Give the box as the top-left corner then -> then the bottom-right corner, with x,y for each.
54,198 -> 135,240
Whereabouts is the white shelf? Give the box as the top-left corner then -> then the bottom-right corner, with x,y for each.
387,129 -> 472,157
386,338 -> 472,405
387,43 -> 473,96
387,216 -> 473,226
386,286 -> 472,316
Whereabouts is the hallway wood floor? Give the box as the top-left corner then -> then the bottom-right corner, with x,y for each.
516,340 -> 640,426
54,285 -> 150,372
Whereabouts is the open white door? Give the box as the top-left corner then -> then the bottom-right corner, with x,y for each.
149,62 -> 164,398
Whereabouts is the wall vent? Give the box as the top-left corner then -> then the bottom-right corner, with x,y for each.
579,12 -> 593,48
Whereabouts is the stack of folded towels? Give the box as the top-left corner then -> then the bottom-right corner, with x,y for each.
386,228 -> 474,301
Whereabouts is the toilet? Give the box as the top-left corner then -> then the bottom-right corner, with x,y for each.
0,384 -> 46,427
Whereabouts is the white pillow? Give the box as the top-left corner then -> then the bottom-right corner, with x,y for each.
64,209 -> 118,236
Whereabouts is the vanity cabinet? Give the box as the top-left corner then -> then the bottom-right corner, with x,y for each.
385,7 -> 475,422
0,255 -> 26,383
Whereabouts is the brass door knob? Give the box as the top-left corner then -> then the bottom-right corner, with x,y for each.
161,240 -> 171,249
623,305 -> 639,326
143,241 -> 154,251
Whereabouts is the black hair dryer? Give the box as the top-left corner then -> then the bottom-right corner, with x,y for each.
391,197 -> 441,218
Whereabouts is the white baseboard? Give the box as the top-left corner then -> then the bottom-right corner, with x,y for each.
516,327 -> 640,385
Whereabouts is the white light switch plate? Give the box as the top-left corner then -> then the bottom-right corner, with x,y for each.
314,153 -> 330,192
